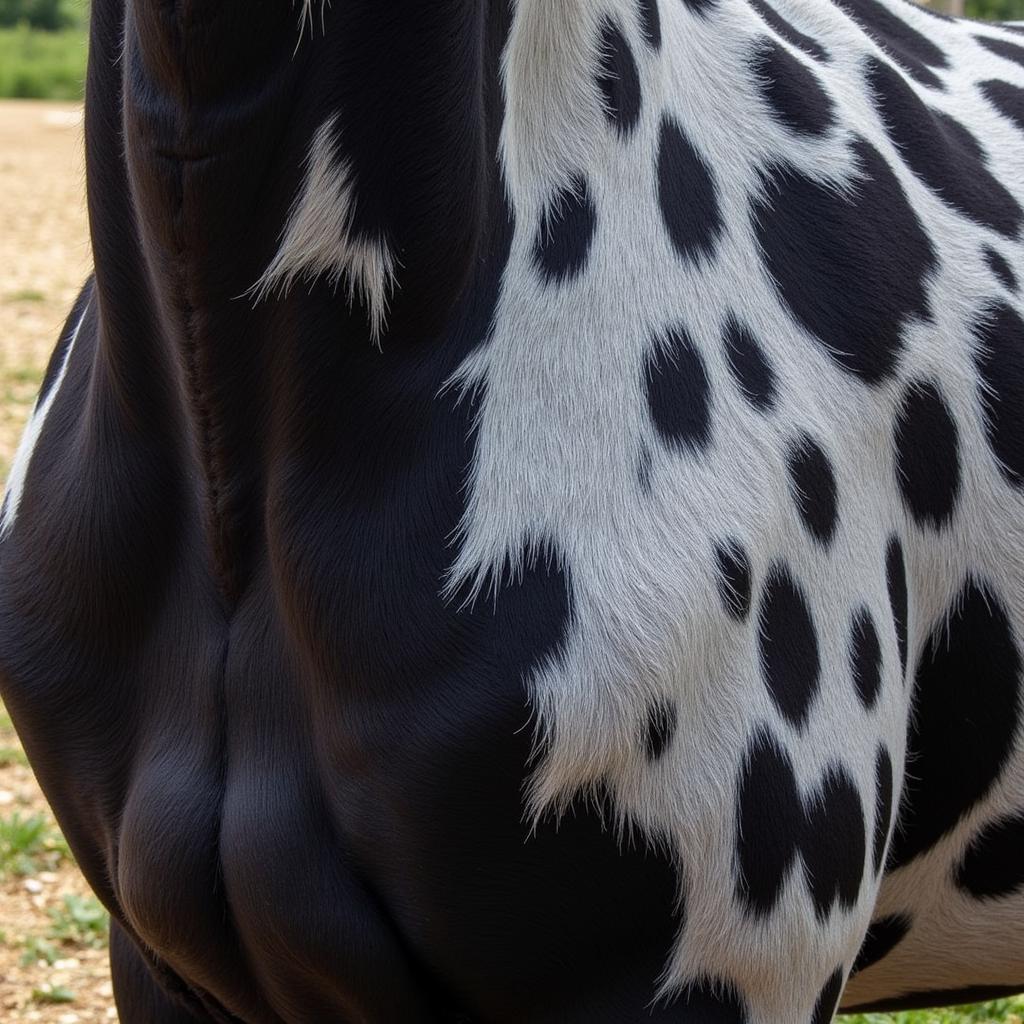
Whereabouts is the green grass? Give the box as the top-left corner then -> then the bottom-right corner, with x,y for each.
846,997 -> 1024,1022
0,24 -> 86,100
0,745 -> 28,767
0,811 -> 69,877
967,0 -> 1024,16
20,934 -> 58,967
45,892 -> 108,948
31,982 -> 75,1004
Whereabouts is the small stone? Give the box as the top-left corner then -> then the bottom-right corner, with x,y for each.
0,789 -> 14,804
106,1009 -> 118,1019
58,1014 -> 79,1024
53,958 -> 79,970
97,982 -> 113,998
22,878 -> 42,893
38,871 -> 58,883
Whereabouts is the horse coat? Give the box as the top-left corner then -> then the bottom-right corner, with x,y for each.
1,0 -> 1023,1020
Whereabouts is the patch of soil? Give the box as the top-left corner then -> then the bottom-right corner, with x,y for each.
0,100 -> 91,473
0,99 -> 110,1022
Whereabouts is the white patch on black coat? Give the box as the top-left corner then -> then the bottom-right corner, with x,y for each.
251,116 -> 396,344
1,301 -> 89,539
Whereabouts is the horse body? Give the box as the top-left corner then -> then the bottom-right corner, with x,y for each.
1,0 -> 1023,1020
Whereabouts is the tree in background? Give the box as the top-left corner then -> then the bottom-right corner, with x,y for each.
0,0 -> 83,31
965,0 -> 1024,17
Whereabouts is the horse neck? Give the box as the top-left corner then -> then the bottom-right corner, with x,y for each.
80,1 -> 516,602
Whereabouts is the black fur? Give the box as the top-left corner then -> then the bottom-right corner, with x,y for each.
597,17 -> 642,136
0,4 -> 685,1020
811,968 -> 846,1024
715,538 -> 754,622
736,730 -> 866,919
851,914 -> 911,975
833,0 -> 949,87
786,432 -> 839,546
849,608 -> 884,710
535,174 -> 598,283
645,325 -> 714,452
865,56 -> 1022,237
4,0 -> 1024,1018
658,116 -> 724,265
888,581 -> 1022,871
753,138 -> 936,385
758,563 -> 822,729
973,303 -> 1024,489
723,315 -> 778,413
892,379 -> 962,529
752,37 -> 835,136
749,0 -> 831,61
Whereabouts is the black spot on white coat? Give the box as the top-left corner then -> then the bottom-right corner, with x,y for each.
644,701 -> 678,761
658,117 -> 723,266
534,175 -> 597,284
637,0 -> 661,50
973,303 -> 1024,488
976,34 -> 1024,69
873,744 -> 894,874
893,378 -> 962,529
886,537 -> 909,680
865,57 -> 1022,239
597,18 -> 642,137
888,581 -> 1022,869
787,433 -> 839,546
759,564 -> 822,729
715,538 -> 753,621
723,315 -> 777,412
749,0 -> 830,62
852,914 -> 912,974
850,608 -> 883,710
811,967 -> 846,1024
955,811 -> 1024,899
678,0 -> 719,18
636,440 -> 654,493
802,765 -> 867,918
753,137 -> 935,385
833,0 -> 949,88
644,326 -> 713,453
736,731 -> 803,915
981,79 -> 1024,135
752,37 -> 835,136
983,246 -> 1019,293
736,730 -> 866,919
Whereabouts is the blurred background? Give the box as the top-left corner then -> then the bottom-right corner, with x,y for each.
1,0 -> 86,102
0,0 -> 1023,1021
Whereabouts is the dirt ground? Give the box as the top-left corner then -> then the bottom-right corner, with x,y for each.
0,99 -> 111,1022
0,99 -> 91,478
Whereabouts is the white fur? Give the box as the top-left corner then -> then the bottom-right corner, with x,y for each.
441,0 -> 1024,1019
295,0 -> 328,43
251,116 -> 396,345
1,301 -> 89,540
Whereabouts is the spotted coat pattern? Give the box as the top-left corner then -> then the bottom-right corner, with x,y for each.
0,0 -> 1022,1021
